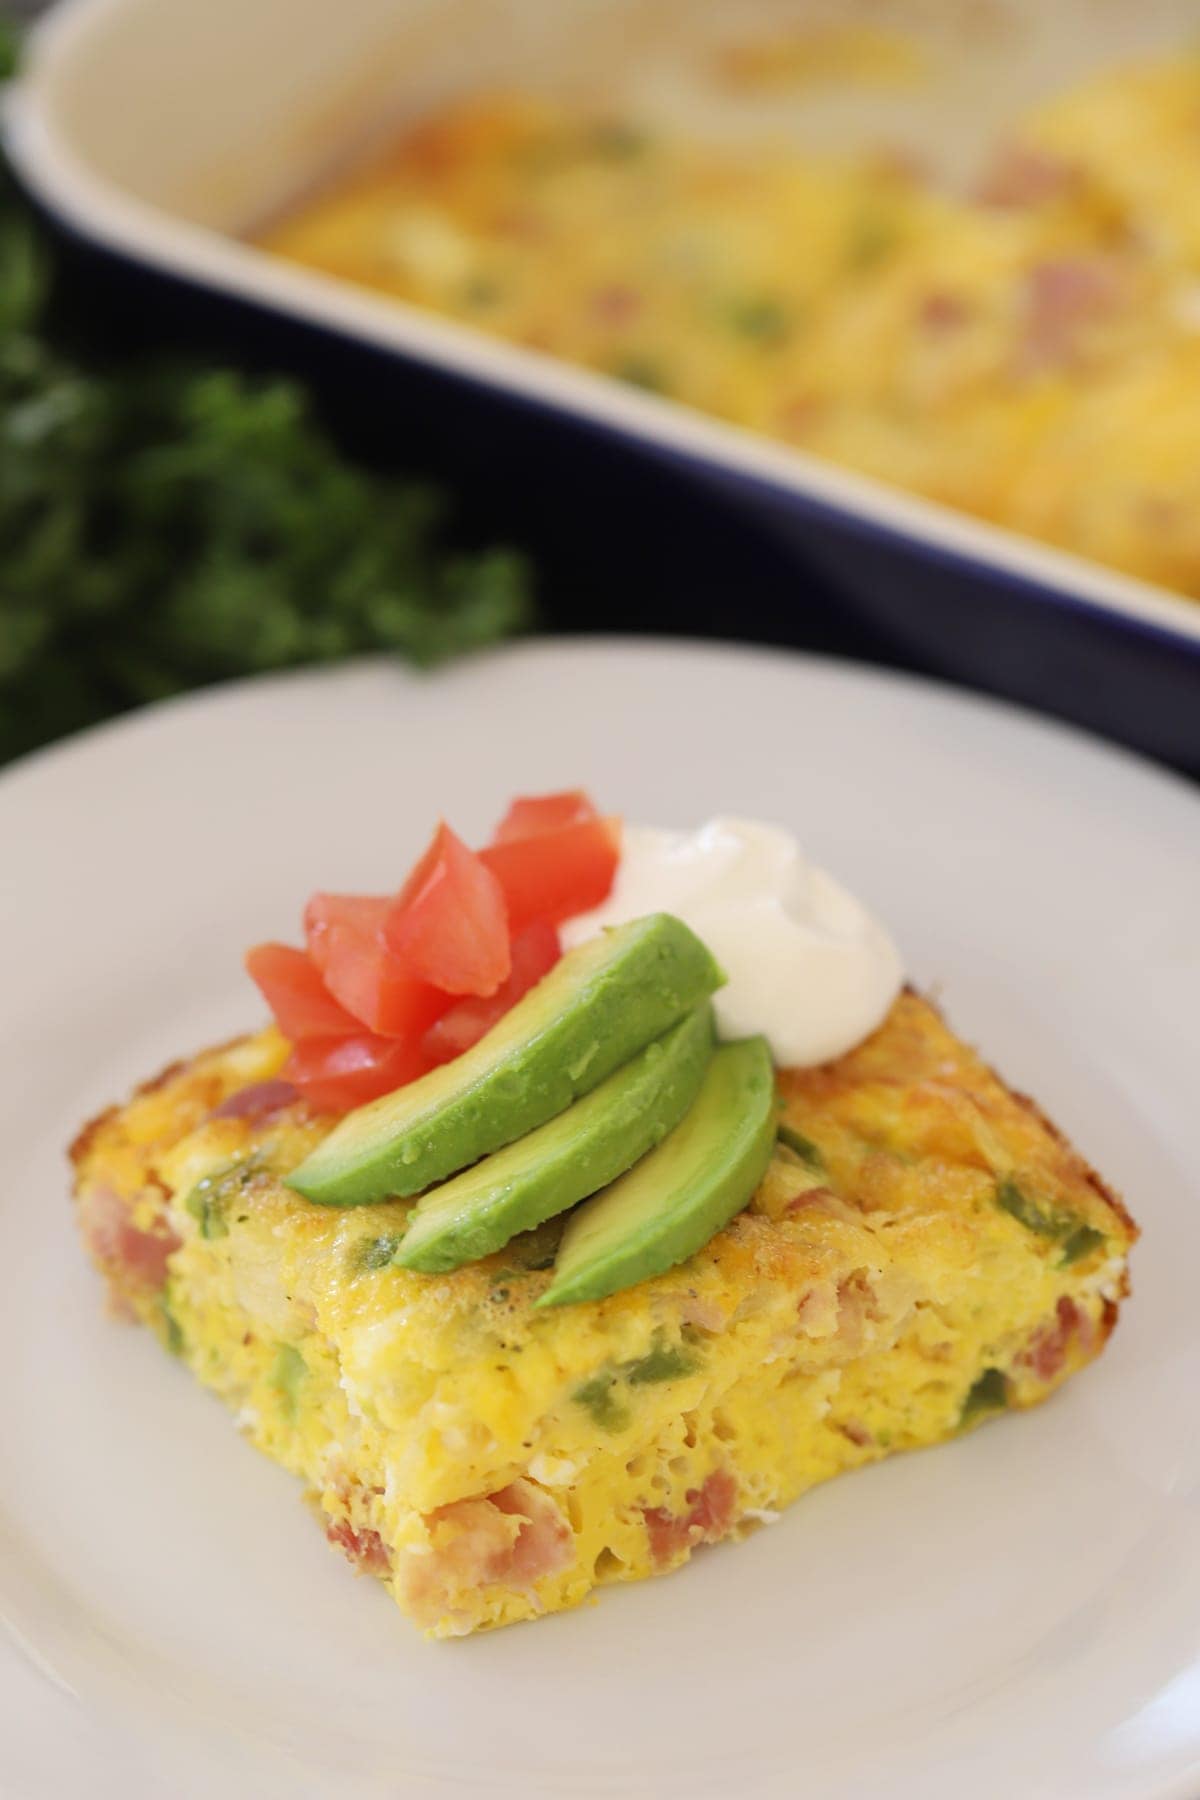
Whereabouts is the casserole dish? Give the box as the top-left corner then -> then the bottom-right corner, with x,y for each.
6,0 -> 1200,768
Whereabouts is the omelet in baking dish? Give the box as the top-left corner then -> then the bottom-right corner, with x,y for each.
72,992 -> 1135,1637
260,52 -> 1200,598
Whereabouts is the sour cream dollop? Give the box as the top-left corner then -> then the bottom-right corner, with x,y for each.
561,818 -> 903,1068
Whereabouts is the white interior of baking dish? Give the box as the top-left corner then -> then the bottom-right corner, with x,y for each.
8,0 -> 1200,648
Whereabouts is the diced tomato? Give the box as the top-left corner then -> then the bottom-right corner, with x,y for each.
304,894 -> 449,1038
283,1032 -> 435,1113
383,823 -> 511,998
423,921 -> 561,1065
245,942 -> 361,1042
250,787 -> 618,1108
480,816 -> 620,930
491,789 -> 599,844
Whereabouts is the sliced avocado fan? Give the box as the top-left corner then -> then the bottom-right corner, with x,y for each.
287,913 -> 724,1206
398,1003 -> 714,1272
539,1036 -> 777,1307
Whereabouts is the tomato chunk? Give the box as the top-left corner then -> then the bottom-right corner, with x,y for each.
245,942 -> 360,1042
480,817 -> 620,930
423,921 -> 562,1065
304,893 -> 449,1037
248,788 -> 618,1107
384,824 -> 511,998
492,789 -> 599,844
283,1032 -> 434,1113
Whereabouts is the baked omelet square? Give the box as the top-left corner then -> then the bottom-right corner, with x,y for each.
71,992 -> 1134,1636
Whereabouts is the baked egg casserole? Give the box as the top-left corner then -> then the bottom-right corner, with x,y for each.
72,991 -> 1135,1637
261,52 -> 1200,598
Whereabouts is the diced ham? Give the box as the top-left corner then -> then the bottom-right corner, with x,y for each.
78,1182 -> 180,1294
795,1282 -> 839,1336
918,290 -> 972,333
778,393 -> 822,436
396,1478 -> 573,1624
690,1468 -> 737,1535
488,1480 -> 576,1585
835,1272 -> 879,1347
1074,1303 -> 1097,1357
798,1271 -> 878,1347
643,1468 -> 738,1566
210,1079 -> 299,1123
326,1519 -> 391,1576
589,284 -> 642,326
786,1188 -> 863,1229
784,1185 -> 836,1214
678,1293 -> 725,1333
495,207 -> 545,242
1018,255 -> 1128,373
1020,1295 -> 1081,1382
976,144 -> 1077,209
643,1510 -> 691,1565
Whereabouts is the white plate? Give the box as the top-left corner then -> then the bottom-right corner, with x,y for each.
2,640 -> 1198,1800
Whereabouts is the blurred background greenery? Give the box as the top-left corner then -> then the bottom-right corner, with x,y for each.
0,19 -> 534,765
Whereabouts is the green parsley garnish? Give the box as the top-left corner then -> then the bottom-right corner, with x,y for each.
960,1367 -> 1008,1425
351,1232 -> 406,1274
625,1341 -> 699,1385
572,1373 -> 630,1432
995,1177 -> 1071,1237
159,1292 -> 185,1357
1058,1223 -> 1105,1268
270,1344 -> 307,1422
574,1335 -> 701,1425
994,1179 -> 1102,1265
0,138 -> 532,766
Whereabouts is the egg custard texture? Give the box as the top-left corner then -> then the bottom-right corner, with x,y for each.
71,993 -> 1135,1637
260,53 -> 1200,598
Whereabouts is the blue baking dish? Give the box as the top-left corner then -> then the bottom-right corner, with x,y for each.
7,0 -> 1199,767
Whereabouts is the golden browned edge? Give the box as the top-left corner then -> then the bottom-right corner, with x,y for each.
66,1103 -> 119,1173
67,1033 -> 260,1173
902,981 -> 1139,1250
1009,1085 -> 1138,1247
913,979 -> 1144,1303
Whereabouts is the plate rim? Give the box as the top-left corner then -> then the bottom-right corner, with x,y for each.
3,637 -> 1199,1800
4,635 -> 1199,808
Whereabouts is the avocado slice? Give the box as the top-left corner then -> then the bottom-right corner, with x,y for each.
287,914 -> 724,1206
397,1004 -> 714,1271
539,1036 -> 776,1307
